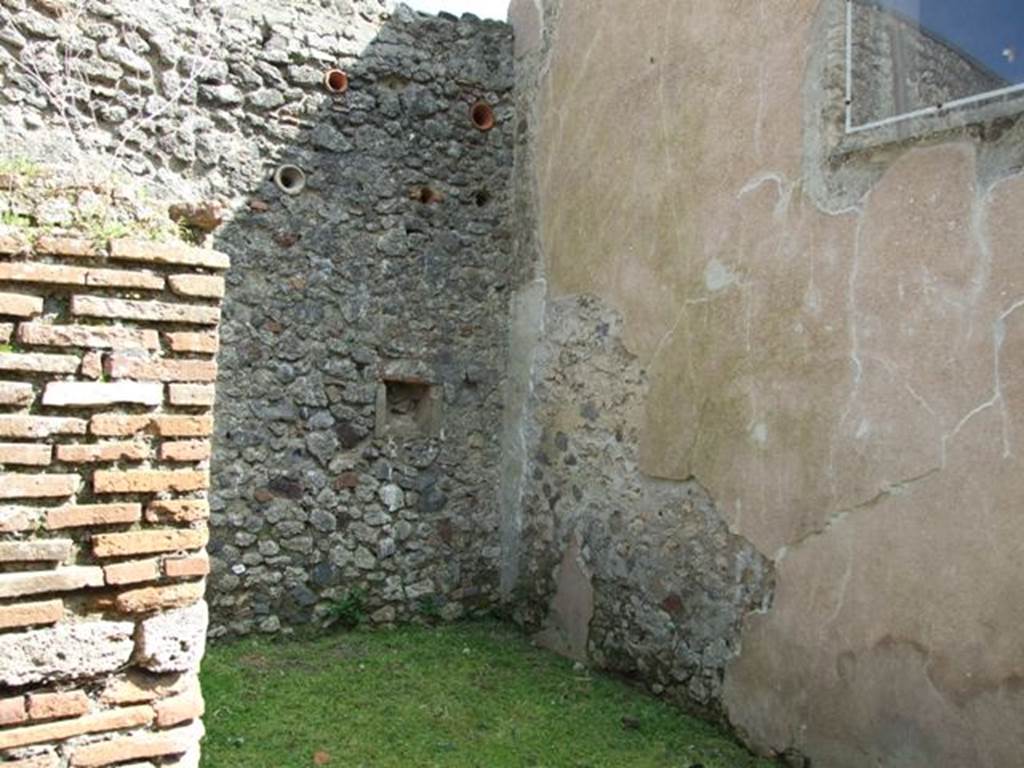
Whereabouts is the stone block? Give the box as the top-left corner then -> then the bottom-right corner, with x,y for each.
0,620 -> 135,686
133,601 -> 208,673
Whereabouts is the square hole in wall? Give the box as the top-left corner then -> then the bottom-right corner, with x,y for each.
375,377 -> 442,439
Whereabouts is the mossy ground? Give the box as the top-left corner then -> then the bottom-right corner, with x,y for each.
200,621 -> 776,768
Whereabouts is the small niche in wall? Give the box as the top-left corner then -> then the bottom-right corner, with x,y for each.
375,365 -> 442,439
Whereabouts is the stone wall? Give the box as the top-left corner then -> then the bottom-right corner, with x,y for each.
0,172 -> 223,767
0,0 -> 516,635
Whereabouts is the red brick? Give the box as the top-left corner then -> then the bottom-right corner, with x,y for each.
0,695 -> 27,726
0,229 -> 30,254
164,552 -> 210,579
0,416 -> 86,438
71,295 -> 220,326
85,268 -> 165,291
46,503 -> 141,529
0,505 -> 41,532
0,262 -> 87,285
0,442 -> 52,466
0,598 -> 63,629
26,690 -> 90,721
153,681 -> 204,727
43,381 -> 163,407
109,238 -> 230,270
56,441 -> 150,463
80,350 -> 103,379
104,557 -> 161,585
100,671 -> 186,705
0,352 -> 79,374
3,753 -> 59,768
17,323 -> 159,350
34,235 -> 99,257
164,331 -> 218,354
160,440 -> 211,463
0,539 -> 72,562
114,580 -> 205,613
0,704 -> 153,750
94,469 -> 208,494
90,414 -> 153,436
168,273 -> 224,298
0,382 -> 35,406
151,416 -> 214,438
105,353 -> 217,383
0,566 -> 104,599
0,292 -> 43,317
167,384 -> 215,406
0,473 -> 79,499
145,499 -> 209,524
92,527 -> 208,558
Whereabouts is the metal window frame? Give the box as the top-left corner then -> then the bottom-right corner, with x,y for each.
844,0 -> 1024,134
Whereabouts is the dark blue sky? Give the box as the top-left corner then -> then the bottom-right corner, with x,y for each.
875,0 -> 1024,83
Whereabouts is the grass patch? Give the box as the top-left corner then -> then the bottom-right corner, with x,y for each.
201,621 -> 775,768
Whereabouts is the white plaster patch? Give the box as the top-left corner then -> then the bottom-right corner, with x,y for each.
751,422 -> 769,445
704,258 -> 737,292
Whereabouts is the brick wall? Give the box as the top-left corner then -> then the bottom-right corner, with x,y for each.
0,226 -> 227,766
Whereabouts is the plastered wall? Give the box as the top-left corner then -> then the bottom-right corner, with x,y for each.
511,0 -> 1024,765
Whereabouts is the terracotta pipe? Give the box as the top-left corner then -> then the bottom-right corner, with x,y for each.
470,101 -> 495,132
323,69 -> 349,94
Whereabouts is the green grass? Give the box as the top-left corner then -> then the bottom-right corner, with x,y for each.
200,621 -> 775,768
